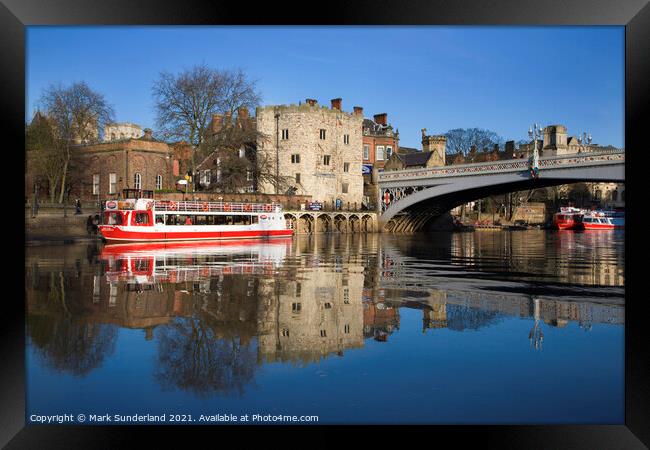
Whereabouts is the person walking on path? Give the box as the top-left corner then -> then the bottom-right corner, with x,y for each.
75,199 -> 82,214
92,215 -> 100,235
86,216 -> 94,236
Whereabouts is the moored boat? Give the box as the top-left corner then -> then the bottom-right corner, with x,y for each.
552,207 -> 584,230
98,191 -> 293,243
579,210 -> 624,230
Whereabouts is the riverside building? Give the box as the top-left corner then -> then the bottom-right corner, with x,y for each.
255,98 -> 364,208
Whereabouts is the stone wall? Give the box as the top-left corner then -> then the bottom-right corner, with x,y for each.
103,123 -> 143,141
255,103 -> 364,206
511,202 -> 546,224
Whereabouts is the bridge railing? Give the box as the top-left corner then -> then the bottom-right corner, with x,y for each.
378,150 -> 625,182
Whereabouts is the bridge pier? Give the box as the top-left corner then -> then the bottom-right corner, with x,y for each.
283,211 -> 378,235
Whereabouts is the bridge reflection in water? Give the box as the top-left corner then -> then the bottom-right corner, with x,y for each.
26,231 -> 623,398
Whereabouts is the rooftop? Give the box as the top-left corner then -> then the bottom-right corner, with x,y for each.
396,151 -> 434,167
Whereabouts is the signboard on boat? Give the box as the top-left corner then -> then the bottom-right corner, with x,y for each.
106,201 -> 118,210
308,202 -> 322,211
118,201 -> 135,210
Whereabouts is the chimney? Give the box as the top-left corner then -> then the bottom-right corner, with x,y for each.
237,106 -> 249,121
374,113 -> 387,126
306,98 -> 317,107
143,128 -> 153,140
330,98 -> 342,110
421,128 -> 427,138
211,113 -> 223,133
353,106 -> 363,116
224,111 -> 232,123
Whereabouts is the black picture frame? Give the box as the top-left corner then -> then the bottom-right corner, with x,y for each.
5,0 -> 648,447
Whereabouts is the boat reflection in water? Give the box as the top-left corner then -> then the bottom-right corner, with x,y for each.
26,232 -> 624,422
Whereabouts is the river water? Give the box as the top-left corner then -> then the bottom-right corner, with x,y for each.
25,230 -> 624,424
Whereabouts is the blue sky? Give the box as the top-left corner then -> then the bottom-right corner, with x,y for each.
26,26 -> 624,148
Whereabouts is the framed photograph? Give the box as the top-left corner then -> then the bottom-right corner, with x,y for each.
5,0 -> 648,447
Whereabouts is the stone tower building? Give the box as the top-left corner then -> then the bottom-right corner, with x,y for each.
255,98 -> 364,207
542,124 -> 569,155
421,129 -> 446,166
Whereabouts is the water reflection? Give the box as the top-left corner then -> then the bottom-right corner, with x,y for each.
26,231 -> 624,400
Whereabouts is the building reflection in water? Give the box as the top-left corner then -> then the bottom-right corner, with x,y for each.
446,229 -> 624,286
25,231 -> 624,394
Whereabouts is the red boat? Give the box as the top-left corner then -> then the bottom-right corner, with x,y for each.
552,207 -> 584,230
99,238 -> 292,284
99,192 -> 293,244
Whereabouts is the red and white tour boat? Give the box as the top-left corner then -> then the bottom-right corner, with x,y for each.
552,207 -> 584,230
579,210 -> 625,230
99,191 -> 293,243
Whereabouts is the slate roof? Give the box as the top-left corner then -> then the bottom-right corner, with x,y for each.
396,151 -> 434,167
397,146 -> 418,154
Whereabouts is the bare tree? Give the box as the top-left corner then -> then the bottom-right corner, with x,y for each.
26,114 -> 65,203
152,65 -> 262,188
199,117 -> 292,194
444,128 -> 505,156
39,82 -> 114,203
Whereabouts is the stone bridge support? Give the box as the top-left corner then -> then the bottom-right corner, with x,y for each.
284,211 -> 378,234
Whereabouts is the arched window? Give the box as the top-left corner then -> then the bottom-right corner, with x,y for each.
610,190 -> 618,201
621,190 -> 625,202
134,173 -> 142,190
156,174 -> 163,190
594,190 -> 602,200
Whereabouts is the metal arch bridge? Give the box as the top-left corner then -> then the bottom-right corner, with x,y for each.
377,150 -> 625,231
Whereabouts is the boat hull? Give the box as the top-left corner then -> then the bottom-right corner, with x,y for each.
99,225 -> 293,243
579,223 -> 624,230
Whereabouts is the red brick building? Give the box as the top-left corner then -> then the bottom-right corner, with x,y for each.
70,129 -> 191,201
362,112 -> 399,170
360,112 -> 401,209
25,109 -> 195,203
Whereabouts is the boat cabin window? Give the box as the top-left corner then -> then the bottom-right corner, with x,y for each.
156,214 -> 259,225
104,211 -> 124,225
134,212 -> 150,225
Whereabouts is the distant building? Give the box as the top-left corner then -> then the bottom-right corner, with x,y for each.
515,124 -> 616,158
383,128 -> 446,171
103,122 -> 143,141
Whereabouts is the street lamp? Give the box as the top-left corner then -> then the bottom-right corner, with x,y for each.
528,123 -> 543,178
576,131 -> 592,154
